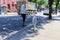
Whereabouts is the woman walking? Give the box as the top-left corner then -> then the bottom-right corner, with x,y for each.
20,3 -> 26,26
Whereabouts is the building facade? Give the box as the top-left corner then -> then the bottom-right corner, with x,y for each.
0,0 -> 17,12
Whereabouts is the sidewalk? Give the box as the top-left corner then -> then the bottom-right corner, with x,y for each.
24,20 -> 60,40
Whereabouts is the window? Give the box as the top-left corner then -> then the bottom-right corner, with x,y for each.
15,4 -> 16,6
15,4 -> 17,7
12,4 -> 14,7
7,4 -> 10,10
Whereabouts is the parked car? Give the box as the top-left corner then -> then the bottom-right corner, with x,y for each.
43,9 -> 49,15
57,9 -> 60,12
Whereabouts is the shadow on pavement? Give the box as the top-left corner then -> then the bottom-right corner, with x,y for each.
4,16 -> 51,40
0,16 -> 23,37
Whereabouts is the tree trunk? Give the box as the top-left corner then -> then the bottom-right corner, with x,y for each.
49,5 -> 52,19
55,4 -> 57,14
49,0 -> 53,19
55,1 -> 59,14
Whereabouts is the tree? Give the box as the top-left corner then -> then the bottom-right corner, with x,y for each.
55,0 -> 60,14
38,0 -> 46,5
48,0 -> 54,19
28,0 -> 36,3
28,0 -> 46,7
53,0 -> 60,14
58,3 -> 60,9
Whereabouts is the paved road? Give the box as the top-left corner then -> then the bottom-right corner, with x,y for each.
0,14 -> 48,40
0,12 -> 60,40
4,15 -> 60,40
3,15 -> 48,40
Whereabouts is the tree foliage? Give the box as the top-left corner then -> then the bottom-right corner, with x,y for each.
28,0 -> 47,6
58,4 -> 60,9
53,0 -> 60,10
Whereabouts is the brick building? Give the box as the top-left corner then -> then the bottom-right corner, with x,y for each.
0,0 -> 17,12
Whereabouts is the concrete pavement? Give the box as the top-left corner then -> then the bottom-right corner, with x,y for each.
24,20 -> 60,40
0,12 -> 60,40
4,17 -> 60,40
4,14 -> 48,40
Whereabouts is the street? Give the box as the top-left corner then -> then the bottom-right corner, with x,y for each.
0,0 -> 60,40
0,12 -> 60,40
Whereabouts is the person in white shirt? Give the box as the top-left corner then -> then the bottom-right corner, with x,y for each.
20,3 -> 26,26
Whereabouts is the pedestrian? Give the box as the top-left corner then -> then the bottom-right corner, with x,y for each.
20,3 -> 26,26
